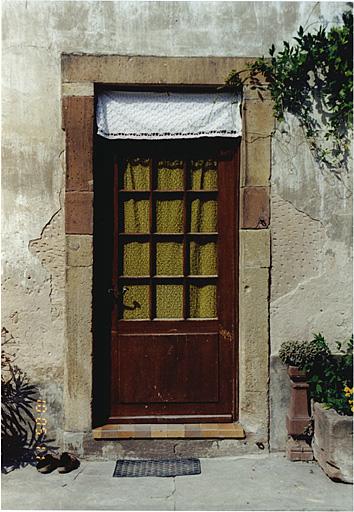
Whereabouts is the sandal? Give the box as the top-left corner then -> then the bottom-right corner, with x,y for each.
57,452 -> 80,473
36,454 -> 59,474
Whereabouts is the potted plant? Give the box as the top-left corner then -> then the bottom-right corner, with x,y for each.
306,335 -> 353,483
279,337 -> 330,461
279,334 -> 353,482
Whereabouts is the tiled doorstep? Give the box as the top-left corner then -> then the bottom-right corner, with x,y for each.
92,423 -> 245,439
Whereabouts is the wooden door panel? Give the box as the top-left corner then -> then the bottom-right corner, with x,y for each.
106,138 -> 239,423
116,334 -> 219,404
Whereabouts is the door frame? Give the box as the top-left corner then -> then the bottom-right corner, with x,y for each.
62,54 -> 272,446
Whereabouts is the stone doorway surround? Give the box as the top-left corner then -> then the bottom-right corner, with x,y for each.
61,54 -> 273,457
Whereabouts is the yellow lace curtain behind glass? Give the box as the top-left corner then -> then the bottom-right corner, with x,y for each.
118,158 -> 218,320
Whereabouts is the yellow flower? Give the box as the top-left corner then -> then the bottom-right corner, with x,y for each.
344,386 -> 353,396
351,406 -> 354,413
349,400 -> 353,404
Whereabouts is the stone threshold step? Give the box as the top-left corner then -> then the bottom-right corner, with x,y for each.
93,423 -> 245,439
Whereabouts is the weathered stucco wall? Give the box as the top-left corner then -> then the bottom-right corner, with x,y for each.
2,1 -> 352,452
270,114 -> 353,449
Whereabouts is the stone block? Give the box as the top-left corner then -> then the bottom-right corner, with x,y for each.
243,136 -> 271,187
243,86 -> 272,101
61,54 -> 250,85
239,390 -> 268,435
312,402 -> 353,483
241,186 -> 269,229
244,98 -> 274,136
62,95 -> 94,191
64,265 -> 93,432
240,267 -> 269,330
66,235 -> 93,267
82,437 -> 261,460
65,191 -> 93,234
239,266 -> 269,433
240,229 -> 270,268
62,82 -> 94,97
63,431 -> 86,457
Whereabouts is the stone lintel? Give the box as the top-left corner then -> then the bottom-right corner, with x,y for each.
62,54 -> 252,85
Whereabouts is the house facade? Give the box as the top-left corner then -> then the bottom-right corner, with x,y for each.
2,1 -> 352,458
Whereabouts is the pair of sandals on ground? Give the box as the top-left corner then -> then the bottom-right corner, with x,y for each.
37,452 -> 80,474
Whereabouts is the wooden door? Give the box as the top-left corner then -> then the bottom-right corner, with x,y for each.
108,139 -> 239,423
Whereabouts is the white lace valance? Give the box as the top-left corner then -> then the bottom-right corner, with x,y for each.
96,91 -> 242,140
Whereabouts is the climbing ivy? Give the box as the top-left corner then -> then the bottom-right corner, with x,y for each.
226,10 -> 353,174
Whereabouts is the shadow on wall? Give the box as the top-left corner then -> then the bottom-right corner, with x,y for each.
1,328 -> 57,474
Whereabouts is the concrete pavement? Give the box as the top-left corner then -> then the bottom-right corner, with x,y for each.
1,453 -> 352,511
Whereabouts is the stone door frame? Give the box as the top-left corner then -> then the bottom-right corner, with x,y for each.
61,54 -> 272,452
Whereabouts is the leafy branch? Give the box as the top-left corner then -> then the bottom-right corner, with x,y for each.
226,10 -> 353,174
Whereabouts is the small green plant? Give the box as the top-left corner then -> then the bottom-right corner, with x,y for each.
279,333 -> 353,416
1,328 -> 57,473
279,336 -> 330,369
306,334 -> 353,416
226,10 -> 353,174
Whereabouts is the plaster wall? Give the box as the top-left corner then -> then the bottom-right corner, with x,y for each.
2,1 -> 352,452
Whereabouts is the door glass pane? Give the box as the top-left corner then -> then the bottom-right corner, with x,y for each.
122,241 -> 149,276
123,158 -> 150,190
123,199 -> 149,233
156,199 -> 183,233
156,284 -> 183,318
121,285 -> 149,320
190,199 -> 217,232
190,283 -> 217,318
156,242 -> 183,275
190,160 -> 217,190
190,241 -> 217,275
157,160 -> 184,190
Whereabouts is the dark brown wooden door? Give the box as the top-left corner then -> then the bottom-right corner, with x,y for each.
108,139 -> 239,423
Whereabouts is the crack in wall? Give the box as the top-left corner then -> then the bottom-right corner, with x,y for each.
271,268 -> 328,308
244,132 -> 275,144
172,478 -> 177,510
28,200 -> 62,250
28,193 -> 65,317
280,196 -> 324,226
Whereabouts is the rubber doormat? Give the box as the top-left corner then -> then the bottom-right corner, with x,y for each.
113,458 -> 201,477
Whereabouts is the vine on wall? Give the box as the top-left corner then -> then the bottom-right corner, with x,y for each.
226,11 -> 353,176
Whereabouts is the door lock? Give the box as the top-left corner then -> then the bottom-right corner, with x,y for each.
107,286 -> 129,302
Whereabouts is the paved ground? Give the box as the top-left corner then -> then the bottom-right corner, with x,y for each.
1,453 -> 352,511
